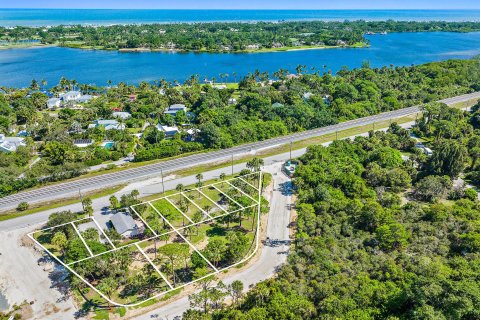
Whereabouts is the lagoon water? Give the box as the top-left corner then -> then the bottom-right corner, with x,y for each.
1,31 -> 480,87
1,9 -> 480,27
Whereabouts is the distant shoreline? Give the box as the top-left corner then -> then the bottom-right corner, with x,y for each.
0,43 -> 369,53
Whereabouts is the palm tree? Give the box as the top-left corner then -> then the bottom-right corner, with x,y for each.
176,184 -> 185,193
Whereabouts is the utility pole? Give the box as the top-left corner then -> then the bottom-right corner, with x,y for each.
336,131 -> 338,140
372,122 -> 375,131
160,168 -> 165,194
231,154 -> 234,175
79,188 -> 84,211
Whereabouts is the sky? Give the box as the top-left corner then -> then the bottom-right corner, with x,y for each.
1,0 -> 480,10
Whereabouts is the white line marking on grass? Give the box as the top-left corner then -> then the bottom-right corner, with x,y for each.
149,203 -> 219,272
197,188 -> 229,214
212,185 -> 244,209
181,192 -> 213,219
30,216 -> 91,235
71,222 -> 94,257
131,205 -> 158,236
135,243 -> 174,290
28,173 -> 264,308
226,181 -> 259,204
165,197 -> 194,225
238,176 -> 259,191
91,217 -> 116,249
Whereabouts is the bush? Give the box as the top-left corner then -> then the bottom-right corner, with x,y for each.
16,202 -> 29,211
464,188 -> 478,201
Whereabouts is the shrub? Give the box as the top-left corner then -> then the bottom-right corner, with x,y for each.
16,202 -> 29,211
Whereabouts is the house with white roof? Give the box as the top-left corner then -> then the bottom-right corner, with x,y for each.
156,124 -> 180,137
88,120 -> 125,131
60,91 -> 82,102
112,111 -> 132,120
0,134 -> 26,152
77,95 -> 93,103
73,139 -> 94,148
165,104 -> 187,116
47,97 -> 61,109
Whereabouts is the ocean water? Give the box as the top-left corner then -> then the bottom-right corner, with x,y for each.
0,9 -> 480,26
0,31 -> 479,88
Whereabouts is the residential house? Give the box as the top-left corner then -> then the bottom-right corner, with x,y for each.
47,97 -> 61,109
77,95 -> 93,103
228,98 -> 237,105
73,139 -> 94,148
112,111 -> 132,120
0,134 -> 26,152
110,212 -> 144,238
156,124 -> 180,137
88,120 -> 125,131
165,104 -> 187,116
60,91 -> 82,102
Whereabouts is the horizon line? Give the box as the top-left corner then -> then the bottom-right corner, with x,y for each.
1,8 -> 479,11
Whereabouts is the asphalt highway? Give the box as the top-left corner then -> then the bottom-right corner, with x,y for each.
0,91 -> 478,210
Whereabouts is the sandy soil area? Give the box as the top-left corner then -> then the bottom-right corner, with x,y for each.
0,226 -> 78,319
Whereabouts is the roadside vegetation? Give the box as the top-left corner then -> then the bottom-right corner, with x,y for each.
3,21 -> 480,52
1,58 -> 480,198
188,105 -> 480,319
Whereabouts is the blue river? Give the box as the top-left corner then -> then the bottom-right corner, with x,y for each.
0,31 -> 480,88
1,9 -> 480,26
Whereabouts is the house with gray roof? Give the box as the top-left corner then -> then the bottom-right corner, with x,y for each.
165,104 -> 187,116
110,212 -> 144,238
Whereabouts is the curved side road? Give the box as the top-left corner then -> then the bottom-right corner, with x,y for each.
0,91 -> 478,210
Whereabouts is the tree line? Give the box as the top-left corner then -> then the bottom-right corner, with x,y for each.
3,20 -> 480,52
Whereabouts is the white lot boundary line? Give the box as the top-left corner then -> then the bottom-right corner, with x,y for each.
181,191 -> 213,219
65,229 -> 180,266
133,173 -> 259,208
238,176 -> 260,191
131,205 -> 158,236
226,181 -> 259,204
91,217 -> 116,249
149,203 -> 219,273
28,173 -> 264,307
30,216 -> 92,236
164,197 -> 195,225
27,232 -> 123,307
212,185 -> 244,209
64,204 -> 258,266
71,222 -> 94,257
135,243 -> 174,290
197,188 -> 229,214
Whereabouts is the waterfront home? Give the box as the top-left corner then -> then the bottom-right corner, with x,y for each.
112,111 -> 132,120
60,91 -> 82,102
213,84 -> 227,90
110,212 -> 144,238
77,94 -> 93,103
88,119 -> 125,131
245,44 -> 260,50
47,97 -> 61,109
73,139 -> 93,148
0,134 -> 26,152
156,124 -> 180,137
165,104 -> 187,116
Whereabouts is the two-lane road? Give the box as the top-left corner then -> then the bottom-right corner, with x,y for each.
1,91 -> 478,210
